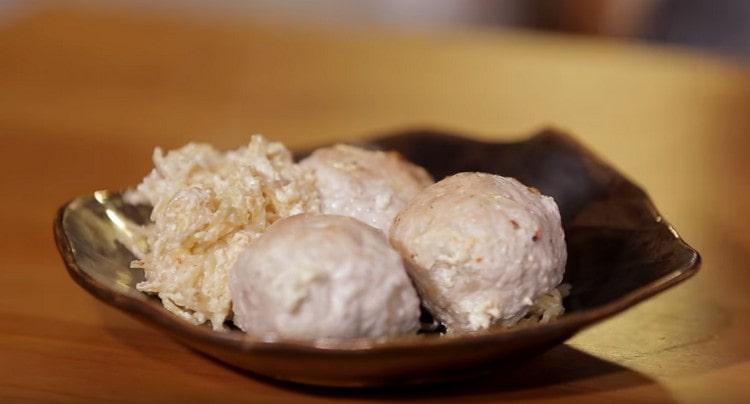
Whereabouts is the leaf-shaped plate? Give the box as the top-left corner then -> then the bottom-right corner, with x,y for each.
53,128 -> 700,387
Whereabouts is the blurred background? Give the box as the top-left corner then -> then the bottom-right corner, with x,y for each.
5,0 -> 750,58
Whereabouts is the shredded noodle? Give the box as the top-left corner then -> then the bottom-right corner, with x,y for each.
125,135 -> 320,330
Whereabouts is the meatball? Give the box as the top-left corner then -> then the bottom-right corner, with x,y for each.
389,172 -> 566,332
300,144 -> 433,233
229,214 -> 421,339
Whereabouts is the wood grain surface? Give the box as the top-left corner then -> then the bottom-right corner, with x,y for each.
1,5 -> 749,403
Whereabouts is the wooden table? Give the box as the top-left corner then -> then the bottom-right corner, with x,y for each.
2,6 -> 749,402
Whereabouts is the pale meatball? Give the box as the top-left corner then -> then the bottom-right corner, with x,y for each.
389,172 -> 567,332
229,214 -> 421,339
300,145 -> 433,233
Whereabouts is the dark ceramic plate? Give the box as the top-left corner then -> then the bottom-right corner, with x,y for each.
54,128 -> 700,387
